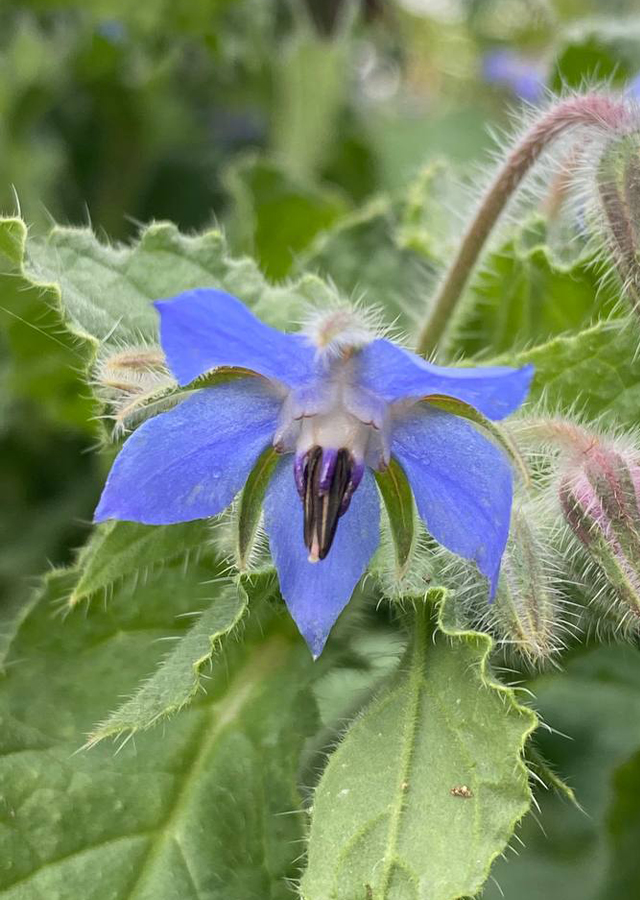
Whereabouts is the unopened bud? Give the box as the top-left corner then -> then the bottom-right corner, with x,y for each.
560,438 -> 640,629
438,499 -> 569,666
94,344 -> 176,434
596,131 -> 640,313
489,505 -> 568,666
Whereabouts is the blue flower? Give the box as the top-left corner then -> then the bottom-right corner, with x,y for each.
483,49 -> 546,103
95,290 -> 533,657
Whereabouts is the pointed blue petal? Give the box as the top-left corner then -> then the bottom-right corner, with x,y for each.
263,458 -> 380,657
156,289 -> 315,387
95,379 -> 280,525
356,339 -> 533,420
392,406 -> 512,593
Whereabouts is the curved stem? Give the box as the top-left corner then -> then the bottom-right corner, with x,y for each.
415,94 -> 631,358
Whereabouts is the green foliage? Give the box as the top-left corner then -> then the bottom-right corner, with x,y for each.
301,595 -> 537,900
458,232 -> 619,358
551,20 -> 640,91
22,220 -> 339,353
484,644 -> 640,900
0,566 -> 315,899
223,154 -> 348,279
272,27 -> 349,180
5,6 -> 640,899
70,520 -> 214,607
0,217 -> 92,428
85,580 -> 250,745
513,319 -> 640,427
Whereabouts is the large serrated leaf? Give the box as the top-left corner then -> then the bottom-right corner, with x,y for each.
70,519 -> 213,607
301,593 -> 537,900
24,221 -> 338,348
0,217 -> 92,428
0,564 -> 315,899
86,580 -> 250,745
512,319 -> 640,427
457,232 -> 619,358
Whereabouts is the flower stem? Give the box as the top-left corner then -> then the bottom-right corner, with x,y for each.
415,94 -> 631,358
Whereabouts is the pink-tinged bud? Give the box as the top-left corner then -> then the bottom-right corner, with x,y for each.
489,505 -> 568,667
596,132 -> 640,314
560,440 -> 640,628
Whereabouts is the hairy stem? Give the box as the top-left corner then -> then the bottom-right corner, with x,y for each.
415,94 -> 631,358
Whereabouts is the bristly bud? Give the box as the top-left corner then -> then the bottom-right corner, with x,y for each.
559,435 -> 640,632
93,344 -> 176,435
596,131 -> 640,314
491,505 -> 569,666
455,501 -> 570,667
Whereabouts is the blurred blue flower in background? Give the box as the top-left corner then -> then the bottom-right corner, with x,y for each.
95,291 -> 533,656
626,71 -> 640,99
483,49 -> 546,102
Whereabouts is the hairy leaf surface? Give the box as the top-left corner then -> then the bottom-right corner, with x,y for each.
0,567 -> 314,899
301,594 -> 537,900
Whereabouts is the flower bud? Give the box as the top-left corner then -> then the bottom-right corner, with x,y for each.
596,131 -> 640,313
486,504 -> 568,666
560,439 -> 640,629
94,344 -> 176,434
436,498 -> 569,667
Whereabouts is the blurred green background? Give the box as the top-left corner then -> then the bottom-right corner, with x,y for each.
2,0 -> 640,896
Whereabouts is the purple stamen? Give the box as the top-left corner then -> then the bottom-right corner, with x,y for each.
318,448 -> 339,494
340,460 -> 365,515
294,452 -> 307,500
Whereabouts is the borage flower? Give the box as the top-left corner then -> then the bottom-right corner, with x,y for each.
95,290 -> 533,657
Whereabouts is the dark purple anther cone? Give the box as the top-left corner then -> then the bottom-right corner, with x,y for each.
301,445 -> 361,561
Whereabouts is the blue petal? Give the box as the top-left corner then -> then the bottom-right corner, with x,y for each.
263,458 -> 380,658
391,406 -> 512,593
356,339 -> 533,420
95,379 -> 281,524
156,288 -> 315,387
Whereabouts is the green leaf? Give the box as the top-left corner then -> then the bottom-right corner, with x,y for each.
236,447 -> 280,571
85,580 -> 249,745
297,162 -> 461,334
298,196 -> 438,335
601,748 -> 640,899
223,154 -> 348,279
511,319 -> 640,428
483,644 -> 640,900
457,235 -> 618,358
272,29 -> 348,180
550,21 -> 640,92
0,564 -> 315,898
301,593 -> 537,900
70,519 -> 213,607
18,220 -> 341,401
0,217 -> 92,428
374,460 -> 415,580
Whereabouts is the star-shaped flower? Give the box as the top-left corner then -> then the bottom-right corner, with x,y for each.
95,289 -> 533,657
